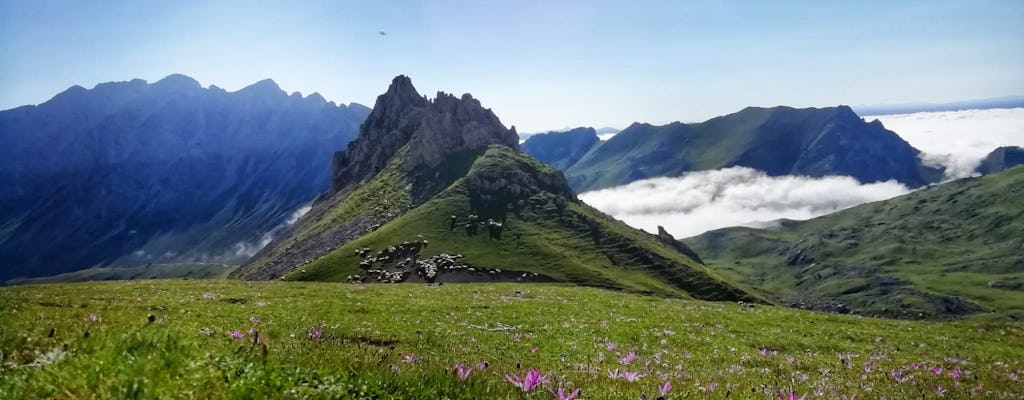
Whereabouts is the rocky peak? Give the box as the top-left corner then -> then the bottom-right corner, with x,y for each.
152,74 -> 202,91
330,76 -> 519,192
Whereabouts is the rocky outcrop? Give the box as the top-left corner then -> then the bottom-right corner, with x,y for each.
976,146 -> 1024,175
655,226 -> 705,265
0,75 -> 369,280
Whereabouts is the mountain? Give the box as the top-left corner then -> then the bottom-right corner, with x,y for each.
520,127 -> 601,170
234,76 -> 756,302
0,75 -> 369,280
976,146 -> 1024,175
525,106 -> 942,192
683,166 -> 1024,319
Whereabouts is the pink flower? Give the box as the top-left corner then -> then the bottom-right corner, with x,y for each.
621,371 -> 640,382
505,369 -> 547,392
308,327 -> 322,340
230,330 -> 244,340
606,342 -> 618,351
451,364 -> 471,381
934,386 -> 946,395
530,347 -> 538,353
402,354 -> 417,364
658,381 -> 672,396
556,388 -> 580,400
759,347 -> 777,356
620,351 -> 637,365
476,361 -> 489,371
951,368 -> 963,379
779,392 -> 806,400
87,314 -> 100,322
930,366 -> 944,376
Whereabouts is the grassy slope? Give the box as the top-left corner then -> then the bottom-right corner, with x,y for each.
684,166 -> 1024,319
287,146 -> 753,301
2,280 -> 1022,399
3,263 -> 236,285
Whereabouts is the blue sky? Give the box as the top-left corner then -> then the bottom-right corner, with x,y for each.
2,1 -> 1022,131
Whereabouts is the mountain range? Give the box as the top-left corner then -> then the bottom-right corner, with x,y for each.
683,165 -> 1024,319
233,76 -> 757,302
523,106 -> 945,192
0,74 -> 369,280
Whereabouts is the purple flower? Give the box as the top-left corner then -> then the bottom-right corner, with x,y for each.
556,388 -> 580,400
87,314 -> 100,322
452,364 -> 472,381
402,354 -> 417,364
658,380 -> 672,396
779,391 -> 806,400
505,369 -> 547,392
530,347 -> 538,353
704,382 -> 718,398
930,366 -> 944,376
620,351 -> 637,365
476,361 -> 489,371
230,330 -> 244,340
951,368 -> 963,379
308,327 -> 322,340
249,316 -> 260,324
759,347 -> 777,356
934,386 -> 946,395
622,371 -> 640,382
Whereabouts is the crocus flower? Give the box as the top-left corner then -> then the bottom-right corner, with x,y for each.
556,388 -> 580,400
230,330 -> 244,340
402,354 -> 417,364
308,328 -> 322,340
621,351 -> 637,365
704,382 -> 718,397
658,381 -> 672,396
87,314 -> 100,322
951,368 -> 963,379
622,371 -> 640,382
505,369 -> 547,392
930,366 -> 944,376
476,361 -> 489,371
608,369 -> 621,379
780,391 -> 806,400
249,316 -> 260,324
452,364 -> 471,381
934,386 -> 946,395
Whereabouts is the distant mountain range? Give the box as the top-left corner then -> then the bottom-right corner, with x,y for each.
0,74 -> 369,280
683,166 -> 1024,319
234,76 -> 757,302
524,106 -> 945,192
853,95 -> 1024,116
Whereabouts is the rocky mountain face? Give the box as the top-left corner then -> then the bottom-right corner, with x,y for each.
976,146 -> 1024,175
234,76 -> 757,303
520,127 -> 601,170
0,75 -> 369,280
524,106 -> 943,192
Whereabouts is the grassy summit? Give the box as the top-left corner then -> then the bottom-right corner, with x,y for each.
2,281 -> 1021,399
684,166 -> 1024,319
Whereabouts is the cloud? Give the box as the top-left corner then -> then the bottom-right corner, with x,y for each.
287,205 -> 312,225
579,167 -> 910,238
865,107 -> 1024,179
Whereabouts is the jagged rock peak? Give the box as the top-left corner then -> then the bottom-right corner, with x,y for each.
330,75 -> 520,192
239,78 -> 283,94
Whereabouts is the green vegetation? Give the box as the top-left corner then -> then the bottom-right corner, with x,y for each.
2,280 -> 1021,399
287,146 -> 753,302
684,166 -> 1024,319
4,263 -> 235,285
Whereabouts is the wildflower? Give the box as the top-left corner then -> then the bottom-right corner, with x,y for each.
759,347 -> 777,356
249,316 -> 260,324
930,366 -> 944,376
308,327 -> 322,340
606,342 -> 618,351
452,364 -> 471,381
622,371 -> 640,382
230,330 -> 244,340
597,353 -> 605,363
530,347 -> 538,353
704,382 -> 718,398
658,381 -> 672,396
620,351 -> 637,365
951,368 -> 962,379
476,361 -> 489,371
202,292 -> 215,299
556,388 -> 580,400
608,369 -> 622,379
934,386 -> 946,395
199,328 -> 212,336
505,369 -> 546,392
779,392 -> 806,400
402,354 -> 417,364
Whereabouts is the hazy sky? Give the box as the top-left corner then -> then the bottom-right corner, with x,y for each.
2,1 -> 1022,131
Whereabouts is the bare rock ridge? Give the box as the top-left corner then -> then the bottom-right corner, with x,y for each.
331,75 -> 519,193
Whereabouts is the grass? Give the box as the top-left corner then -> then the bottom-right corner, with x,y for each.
684,166 -> 1024,319
1,280 -> 1022,399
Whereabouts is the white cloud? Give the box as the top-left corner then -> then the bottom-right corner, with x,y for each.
866,108 -> 1024,179
579,167 -> 909,239
287,205 -> 312,225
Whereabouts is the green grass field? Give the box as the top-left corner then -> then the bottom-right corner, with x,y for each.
2,280 -> 1021,399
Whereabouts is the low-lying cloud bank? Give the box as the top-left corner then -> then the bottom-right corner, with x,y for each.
579,167 -> 910,238
866,108 -> 1024,179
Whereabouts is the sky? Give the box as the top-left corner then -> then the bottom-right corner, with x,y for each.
2,1 -> 1023,132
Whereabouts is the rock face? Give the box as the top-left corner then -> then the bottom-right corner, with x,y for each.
0,75 -> 369,280
545,106 -> 942,192
976,146 -> 1024,175
521,127 -> 601,170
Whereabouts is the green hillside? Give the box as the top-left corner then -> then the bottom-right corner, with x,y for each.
4,263 -> 235,285
288,146 -> 754,301
684,166 -> 1024,319
3,280 -> 1022,399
